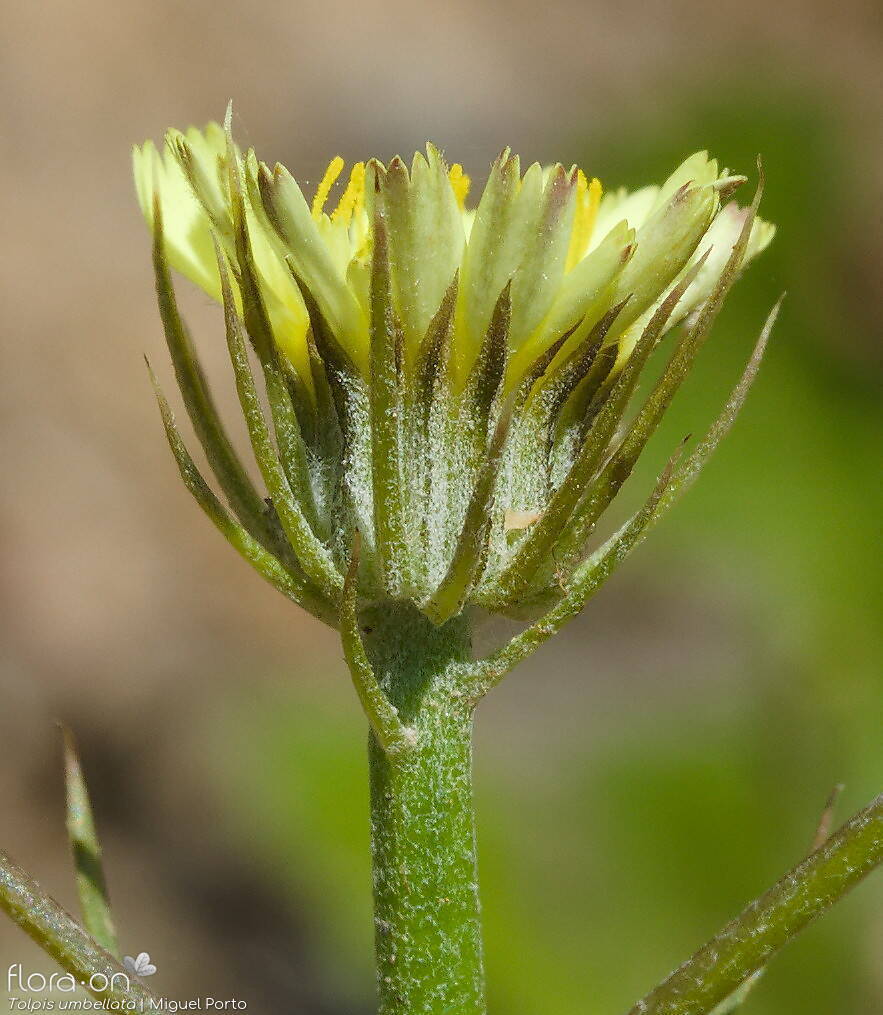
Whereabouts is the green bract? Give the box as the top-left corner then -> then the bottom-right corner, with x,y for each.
134,113 -> 774,633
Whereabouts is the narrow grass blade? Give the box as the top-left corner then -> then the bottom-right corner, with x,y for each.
148,363 -> 338,625
61,726 -> 118,957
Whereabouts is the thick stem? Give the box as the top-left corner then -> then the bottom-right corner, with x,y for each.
361,602 -> 485,1015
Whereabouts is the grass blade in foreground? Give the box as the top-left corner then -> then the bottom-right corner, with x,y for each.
61,726 -> 118,957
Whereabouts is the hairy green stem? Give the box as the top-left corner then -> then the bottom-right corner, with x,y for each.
361,603 -> 485,1015
627,793 -> 883,1014
0,850 -> 154,1008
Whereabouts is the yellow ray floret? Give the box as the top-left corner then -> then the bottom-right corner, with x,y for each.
312,156 -> 345,219
135,126 -> 776,407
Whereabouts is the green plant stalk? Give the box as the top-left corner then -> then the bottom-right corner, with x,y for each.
361,602 -> 485,1015
0,850 -> 154,1008
627,793 -> 883,1015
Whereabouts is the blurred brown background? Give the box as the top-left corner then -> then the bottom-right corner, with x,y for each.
1,1 -> 881,1012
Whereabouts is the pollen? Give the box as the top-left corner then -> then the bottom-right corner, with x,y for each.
331,162 -> 366,227
566,171 -> 602,270
448,164 -> 471,209
312,156 -> 345,219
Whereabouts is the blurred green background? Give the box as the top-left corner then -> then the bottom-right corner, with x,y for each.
1,2 -> 880,1012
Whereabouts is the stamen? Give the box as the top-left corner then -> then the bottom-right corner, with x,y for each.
332,162 -> 366,226
449,164 -> 471,209
312,156 -> 345,219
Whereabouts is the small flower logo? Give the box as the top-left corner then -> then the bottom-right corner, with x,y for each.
123,952 -> 157,977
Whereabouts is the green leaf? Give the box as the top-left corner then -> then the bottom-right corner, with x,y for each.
60,726 -> 118,957
279,349 -> 321,451
413,272 -> 458,410
296,276 -> 379,589
619,167 -> 765,467
527,298 -> 629,446
410,277 -> 461,591
302,328 -> 344,465
295,273 -> 362,442
421,411 -> 502,626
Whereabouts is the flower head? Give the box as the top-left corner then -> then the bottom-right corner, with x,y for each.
135,112 -> 775,637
